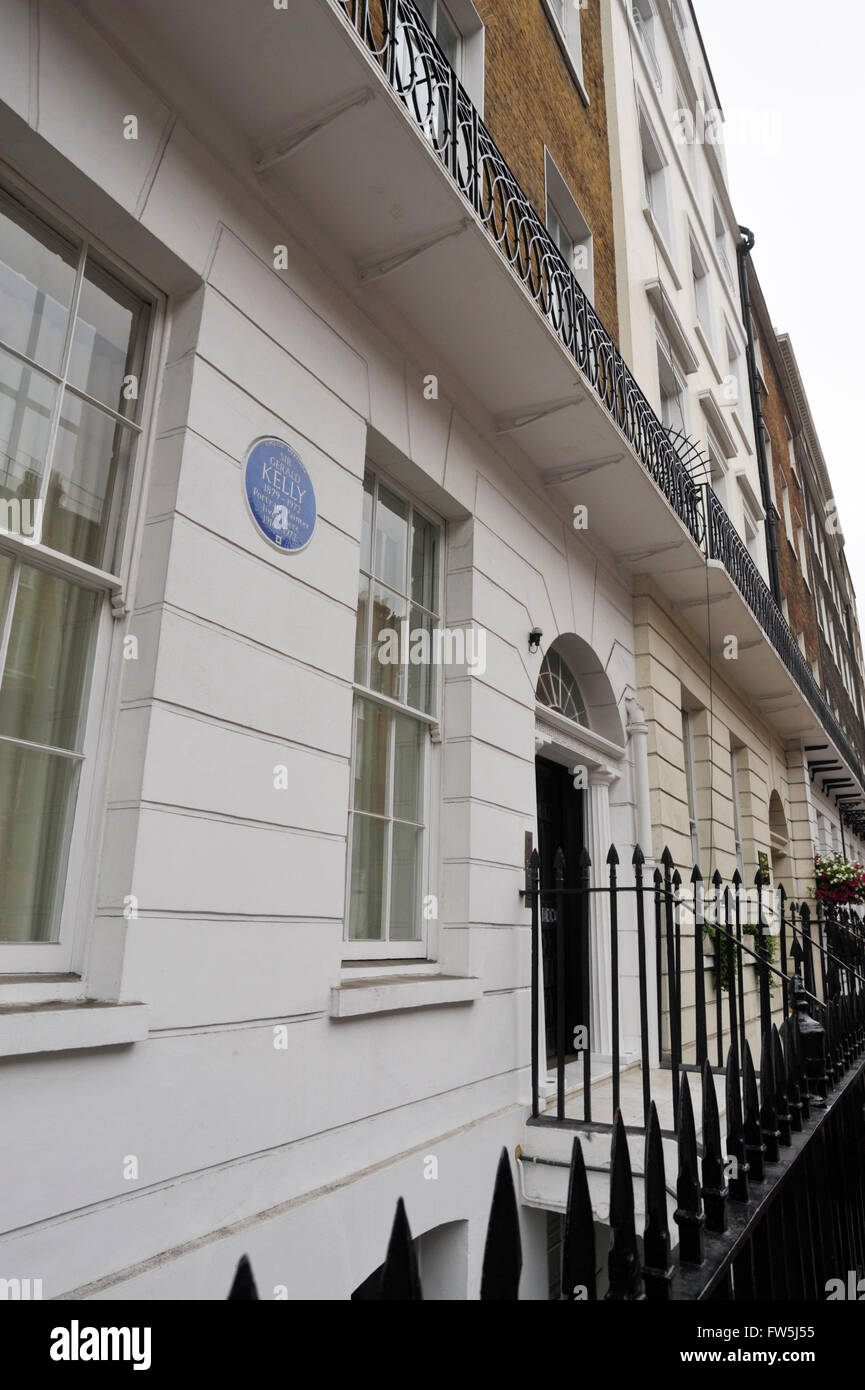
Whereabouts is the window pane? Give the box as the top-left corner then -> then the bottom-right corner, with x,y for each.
353,698 -> 389,815
407,605 -> 436,713
0,347 -> 57,511
411,508 -> 438,612
370,582 -> 407,700
393,713 -> 423,822
348,813 -> 386,941
354,574 -> 369,685
375,484 -> 408,592
0,566 -> 98,750
0,194 -> 77,374
44,394 -> 133,566
390,823 -> 422,941
0,741 -> 78,942
68,259 -> 146,418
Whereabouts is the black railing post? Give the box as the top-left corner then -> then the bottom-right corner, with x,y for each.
579,847 -> 593,1124
755,869 -> 772,1038
562,1137 -> 596,1301
662,850 -> 681,1124
759,1030 -> 780,1165
608,845 -> 620,1121
742,1040 -> 766,1183
530,848 -> 540,1120
674,1074 -> 705,1265
712,870 -> 724,1068
732,869 -> 747,1069
725,1044 -> 749,1203
633,847 -> 652,1130
607,1113 -> 644,1300
555,846 -> 566,1122
692,865 -> 708,1068
480,1149 -> 522,1301
771,1024 -> 792,1148
701,1058 -> 728,1234
642,1101 -> 673,1300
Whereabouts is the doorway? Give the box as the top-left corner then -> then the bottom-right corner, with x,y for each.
535,757 -> 588,1064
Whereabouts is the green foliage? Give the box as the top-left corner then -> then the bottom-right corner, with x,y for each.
703,922 -> 777,992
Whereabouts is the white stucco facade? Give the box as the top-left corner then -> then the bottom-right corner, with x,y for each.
0,0 -> 655,1299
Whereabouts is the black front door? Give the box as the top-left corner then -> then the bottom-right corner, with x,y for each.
535,757 -> 588,1063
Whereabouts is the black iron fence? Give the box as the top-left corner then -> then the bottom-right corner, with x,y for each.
227,841 -> 865,1299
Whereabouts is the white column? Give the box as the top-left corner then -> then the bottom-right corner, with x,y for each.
587,767 -> 618,1059
626,697 -> 653,866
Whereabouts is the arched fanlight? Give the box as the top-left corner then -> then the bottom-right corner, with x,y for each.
537,648 -> 588,725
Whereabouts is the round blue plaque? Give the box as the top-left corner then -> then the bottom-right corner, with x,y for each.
243,437 -> 316,552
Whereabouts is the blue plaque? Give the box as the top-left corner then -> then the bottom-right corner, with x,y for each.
243,437 -> 316,552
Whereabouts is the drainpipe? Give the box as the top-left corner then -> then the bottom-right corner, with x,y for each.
737,226 -> 782,606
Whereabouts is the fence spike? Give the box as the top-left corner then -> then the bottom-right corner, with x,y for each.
742,1040 -> 766,1182
562,1138 -> 596,1301
672,868 -> 682,890
480,1149 -> 522,1300
530,847 -> 540,870
759,1031 -> 781,1166
642,1101 -> 673,1300
724,1045 -> 749,1202
711,868 -> 722,888
701,1058 -> 728,1233
379,1197 -> 422,1300
782,1014 -> 804,1133
227,1254 -> 259,1300
553,845 -> 566,876
772,1024 -> 792,1147
674,1074 -> 705,1265
661,846 -> 674,869
607,843 -> 620,865
578,845 -> 592,870
632,843 -> 645,866
690,864 -> 702,884
607,1111 -> 643,1300
731,868 -> 742,888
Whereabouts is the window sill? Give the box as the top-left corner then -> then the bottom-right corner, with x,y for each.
641,204 -> 681,290
0,1000 -> 149,1057
330,972 -> 481,1019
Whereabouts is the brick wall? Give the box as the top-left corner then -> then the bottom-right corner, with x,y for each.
479,0 -> 619,339
751,309 -> 820,677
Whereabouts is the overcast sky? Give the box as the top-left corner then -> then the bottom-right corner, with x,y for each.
692,0 -> 865,625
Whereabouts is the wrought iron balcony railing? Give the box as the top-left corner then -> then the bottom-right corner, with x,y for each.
340,0 -> 704,546
338,0 -> 865,795
706,489 -> 865,790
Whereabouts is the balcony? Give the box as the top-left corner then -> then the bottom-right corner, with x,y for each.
335,1 -> 865,803
89,0 -> 864,802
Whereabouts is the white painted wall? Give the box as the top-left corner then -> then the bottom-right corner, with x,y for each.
0,0 -> 643,1298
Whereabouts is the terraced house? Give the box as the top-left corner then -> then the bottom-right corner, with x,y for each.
0,0 -> 863,1302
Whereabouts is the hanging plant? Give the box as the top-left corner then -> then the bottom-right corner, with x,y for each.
814,852 -> 865,906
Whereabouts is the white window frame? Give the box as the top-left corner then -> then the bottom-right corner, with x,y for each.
712,199 -> 733,290
544,148 -> 595,304
632,0 -> 662,92
657,336 -> 689,434
724,322 -> 744,415
689,233 -> 713,347
0,178 -> 163,974
344,465 -> 443,961
639,105 -> 673,252
541,0 -> 589,103
682,707 -> 700,866
413,0 -> 486,112
670,0 -> 689,58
